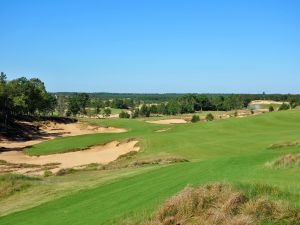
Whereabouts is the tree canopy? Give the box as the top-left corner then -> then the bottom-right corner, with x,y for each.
0,73 -> 57,129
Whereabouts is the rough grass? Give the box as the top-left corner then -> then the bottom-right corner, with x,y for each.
143,183 -> 300,225
0,160 -> 60,174
54,155 -> 189,176
268,141 -> 300,150
55,168 -> 76,176
0,174 -> 40,199
266,153 -> 300,168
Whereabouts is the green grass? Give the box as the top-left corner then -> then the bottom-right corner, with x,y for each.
2,110 -> 300,224
248,103 -> 281,110
109,108 -> 127,114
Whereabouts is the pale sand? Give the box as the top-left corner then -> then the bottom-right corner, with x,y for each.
147,119 -> 187,125
0,122 -> 126,150
249,100 -> 288,105
0,140 -> 139,175
155,128 -> 171,132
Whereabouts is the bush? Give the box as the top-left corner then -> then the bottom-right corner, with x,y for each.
119,111 -> 130,119
191,114 -> 200,123
144,183 -> 300,225
269,105 -> 274,112
55,168 -> 76,176
234,111 -> 238,117
140,104 -> 150,117
279,103 -> 290,111
206,113 -> 214,121
103,108 -> 111,117
43,170 -> 53,177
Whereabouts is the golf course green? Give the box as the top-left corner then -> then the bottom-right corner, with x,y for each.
1,110 -> 300,224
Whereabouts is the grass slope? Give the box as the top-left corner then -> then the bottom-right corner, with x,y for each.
1,110 -> 300,224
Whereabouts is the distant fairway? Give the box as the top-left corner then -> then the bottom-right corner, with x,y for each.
1,110 -> 300,224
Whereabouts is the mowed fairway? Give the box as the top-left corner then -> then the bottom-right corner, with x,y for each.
1,110 -> 300,224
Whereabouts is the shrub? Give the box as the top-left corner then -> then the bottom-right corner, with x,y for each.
191,114 -> 200,123
144,183 -> 300,225
55,168 -> 76,176
119,111 -> 130,119
279,103 -> 290,111
206,113 -> 214,121
140,104 -> 150,117
131,108 -> 140,118
103,108 -> 111,117
269,105 -> 274,112
43,170 -> 53,177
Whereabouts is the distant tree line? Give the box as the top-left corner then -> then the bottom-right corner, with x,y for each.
128,94 -> 300,118
55,92 -> 300,106
56,92 -> 300,118
0,72 -> 57,128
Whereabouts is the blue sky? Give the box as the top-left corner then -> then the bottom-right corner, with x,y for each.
1,0 -> 300,93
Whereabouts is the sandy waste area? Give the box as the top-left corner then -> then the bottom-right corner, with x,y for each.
0,122 -> 136,175
147,119 -> 187,125
249,100 -> 288,105
0,122 -> 126,150
0,140 -> 139,175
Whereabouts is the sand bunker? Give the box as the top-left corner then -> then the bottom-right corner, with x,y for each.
0,122 -> 126,150
147,119 -> 187,125
249,100 -> 288,105
0,140 -> 139,175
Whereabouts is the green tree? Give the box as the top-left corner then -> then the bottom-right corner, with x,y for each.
119,111 -> 130,118
149,105 -> 158,114
167,100 -> 181,115
67,96 -> 80,116
269,105 -> 274,112
77,93 -> 90,114
57,95 -> 66,116
279,103 -> 290,111
103,108 -> 111,117
0,72 -> 10,129
140,104 -> 150,117
131,108 -> 140,118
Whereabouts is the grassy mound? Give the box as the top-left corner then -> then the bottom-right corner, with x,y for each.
266,153 -> 300,168
0,174 -> 40,199
143,183 -> 300,225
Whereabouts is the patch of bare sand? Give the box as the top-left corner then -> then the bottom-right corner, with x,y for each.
249,100 -> 288,105
0,122 -> 126,150
0,140 -> 139,175
147,119 -> 187,125
155,128 -> 171,132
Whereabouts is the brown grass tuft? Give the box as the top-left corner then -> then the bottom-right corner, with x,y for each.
266,153 -> 300,168
143,183 -> 300,225
268,141 -> 300,150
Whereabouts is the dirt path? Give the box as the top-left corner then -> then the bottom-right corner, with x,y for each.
147,119 -> 187,125
0,140 -> 139,175
0,122 -> 126,150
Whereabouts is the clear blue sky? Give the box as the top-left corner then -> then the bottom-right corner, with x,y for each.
1,0 -> 300,93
